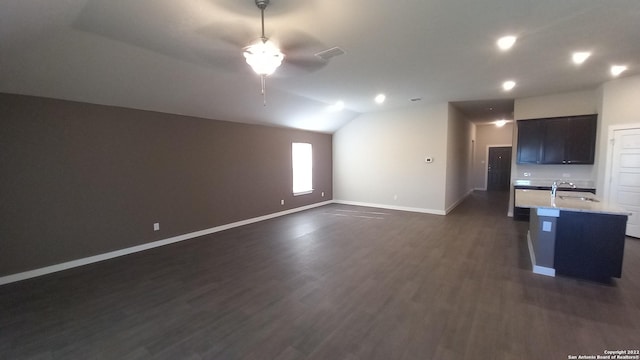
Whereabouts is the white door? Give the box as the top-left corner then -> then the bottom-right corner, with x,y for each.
609,128 -> 640,237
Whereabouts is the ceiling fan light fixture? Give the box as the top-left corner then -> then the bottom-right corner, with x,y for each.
243,39 -> 284,76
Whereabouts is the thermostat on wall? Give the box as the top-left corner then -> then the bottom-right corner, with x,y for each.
425,157 -> 434,163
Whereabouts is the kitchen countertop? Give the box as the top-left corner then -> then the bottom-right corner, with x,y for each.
515,189 -> 630,216
513,179 -> 595,188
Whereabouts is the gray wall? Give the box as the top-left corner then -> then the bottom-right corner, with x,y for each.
444,104 -> 474,211
0,93 -> 333,276
333,102 -> 474,215
471,123 -> 513,190
333,103 -> 449,214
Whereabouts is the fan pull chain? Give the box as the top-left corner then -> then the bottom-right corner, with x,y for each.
261,75 -> 267,106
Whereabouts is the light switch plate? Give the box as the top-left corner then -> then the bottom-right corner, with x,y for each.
542,221 -> 552,232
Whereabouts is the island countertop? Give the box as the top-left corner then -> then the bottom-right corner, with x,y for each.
515,189 -> 630,216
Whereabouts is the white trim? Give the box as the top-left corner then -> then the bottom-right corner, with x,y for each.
445,189 -> 474,214
0,201 -> 333,286
533,265 -> 556,277
293,190 -> 313,196
603,123 -> 640,202
484,144 -> 512,190
527,231 -> 555,277
333,200 -> 446,215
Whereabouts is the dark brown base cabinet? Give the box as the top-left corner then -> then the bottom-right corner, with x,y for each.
516,114 -> 597,165
554,211 -> 627,282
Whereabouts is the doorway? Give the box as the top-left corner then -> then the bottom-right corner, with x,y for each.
487,146 -> 512,191
606,127 -> 640,237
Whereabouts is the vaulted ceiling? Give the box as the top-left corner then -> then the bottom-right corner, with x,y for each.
1,0 -> 639,132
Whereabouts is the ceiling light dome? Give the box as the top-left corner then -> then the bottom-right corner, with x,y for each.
502,80 -> 516,91
497,36 -> 517,51
572,51 -> 591,65
243,39 -> 284,76
611,65 -> 628,77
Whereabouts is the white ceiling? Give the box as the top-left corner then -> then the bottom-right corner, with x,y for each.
1,0 -> 639,132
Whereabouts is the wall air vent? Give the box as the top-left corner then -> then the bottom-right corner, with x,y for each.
314,47 -> 346,61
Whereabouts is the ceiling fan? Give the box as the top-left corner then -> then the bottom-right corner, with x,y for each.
243,0 -> 284,105
240,0 -> 344,105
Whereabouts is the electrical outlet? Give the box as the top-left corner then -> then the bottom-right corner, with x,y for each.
153,223 -> 160,231
393,194 -> 398,200
321,191 -> 325,197
280,199 -> 284,205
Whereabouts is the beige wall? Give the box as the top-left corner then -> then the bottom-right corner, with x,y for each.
333,103 -> 449,214
471,123 -> 514,190
597,75 -> 640,195
445,104 -> 474,211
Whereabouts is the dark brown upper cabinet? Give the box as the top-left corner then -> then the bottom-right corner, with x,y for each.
517,114 -> 597,165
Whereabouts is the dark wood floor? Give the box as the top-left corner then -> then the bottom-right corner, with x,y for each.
2,191 -> 639,359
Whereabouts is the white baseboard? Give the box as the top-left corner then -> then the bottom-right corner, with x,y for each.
527,231 -> 555,277
332,200 -> 446,215
445,189 -> 474,214
0,201 -> 333,286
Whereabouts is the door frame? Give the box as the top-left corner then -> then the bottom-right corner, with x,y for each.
484,144 -> 512,191
603,123 -> 640,202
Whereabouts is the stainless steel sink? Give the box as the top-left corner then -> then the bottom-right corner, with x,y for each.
558,195 -> 600,202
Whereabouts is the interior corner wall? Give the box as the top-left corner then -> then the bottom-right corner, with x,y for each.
471,123 -> 514,190
0,93 -> 333,277
444,104 -> 474,212
597,74 -> 640,194
333,103 -> 448,214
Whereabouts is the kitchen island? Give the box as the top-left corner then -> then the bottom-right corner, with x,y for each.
515,189 -> 630,282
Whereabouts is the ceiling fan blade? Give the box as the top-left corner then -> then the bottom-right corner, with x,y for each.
198,21 -> 257,48
274,56 -> 328,77
272,29 -> 326,54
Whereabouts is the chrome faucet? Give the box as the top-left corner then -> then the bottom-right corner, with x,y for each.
551,180 -> 576,198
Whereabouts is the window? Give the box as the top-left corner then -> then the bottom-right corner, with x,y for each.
292,142 -> 313,195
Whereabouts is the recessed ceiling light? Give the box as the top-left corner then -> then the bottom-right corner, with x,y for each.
572,51 -> 591,65
502,80 -> 516,91
497,36 -> 517,51
375,94 -> 386,104
495,119 -> 507,127
328,100 -> 344,112
611,65 -> 628,77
